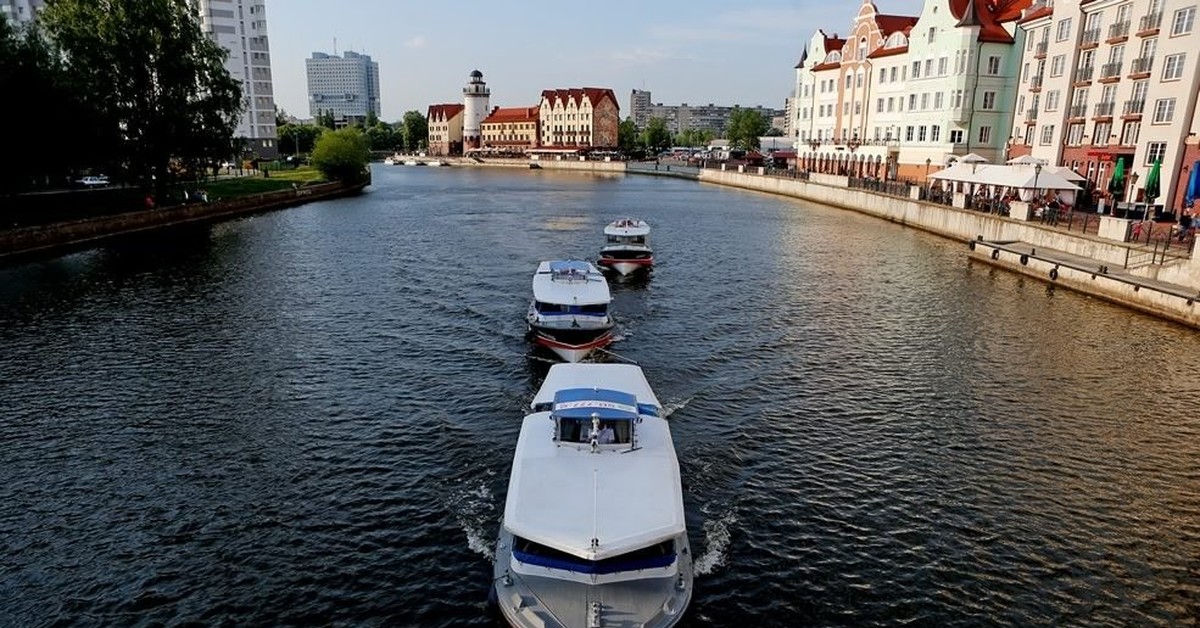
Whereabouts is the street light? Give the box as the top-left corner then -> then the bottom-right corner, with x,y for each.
925,157 -> 932,198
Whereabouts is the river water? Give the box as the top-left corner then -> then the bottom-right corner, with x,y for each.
2,164 -> 1200,626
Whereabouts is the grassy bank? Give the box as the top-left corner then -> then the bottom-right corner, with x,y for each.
203,167 -> 325,201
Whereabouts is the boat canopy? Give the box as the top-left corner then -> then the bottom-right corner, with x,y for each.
548,260 -> 593,282
531,364 -> 661,411
603,218 -> 650,238
552,388 -> 639,421
532,260 -> 610,306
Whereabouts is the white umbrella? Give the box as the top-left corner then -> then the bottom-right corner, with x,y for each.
1006,155 -> 1047,165
960,152 -> 989,164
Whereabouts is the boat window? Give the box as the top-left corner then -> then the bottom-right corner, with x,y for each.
556,418 -> 631,444
577,304 -> 607,315
512,536 -> 676,575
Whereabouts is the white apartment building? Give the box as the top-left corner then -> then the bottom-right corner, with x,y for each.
306,51 -> 381,125
197,0 -> 278,159
1010,0 -> 1200,210
0,0 -> 43,25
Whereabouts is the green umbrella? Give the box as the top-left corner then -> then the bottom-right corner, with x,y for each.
1143,158 -> 1162,203
1108,157 -> 1126,196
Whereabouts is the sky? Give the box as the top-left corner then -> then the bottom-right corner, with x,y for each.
266,0 -> 926,122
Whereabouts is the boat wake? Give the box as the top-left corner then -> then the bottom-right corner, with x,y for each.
661,395 -> 694,419
445,473 -> 498,563
694,507 -> 737,576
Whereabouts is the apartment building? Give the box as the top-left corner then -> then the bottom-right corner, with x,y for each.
197,0 -> 278,159
0,0 -> 43,25
794,0 -> 1030,181
538,88 -> 620,149
426,104 -> 464,156
481,106 -> 541,153
1010,0 -> 1200,210
306,51 -> 381,125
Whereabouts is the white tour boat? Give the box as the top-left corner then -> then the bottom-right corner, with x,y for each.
494,363 -> 693,628
527,260 -> 614,363
597,218 -> 653,276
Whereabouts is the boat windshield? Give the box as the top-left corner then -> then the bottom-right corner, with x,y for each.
556,417 -> 632,444
606,235 -> 646,244
512,536 -> 676,575
534,301 -> 608,315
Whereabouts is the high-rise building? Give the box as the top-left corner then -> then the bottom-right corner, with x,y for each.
196,0 -> 279,159
0,0 -> 43,25
629,89 -> 652,128
306,51 -> 381,125
625,89 -> 784,136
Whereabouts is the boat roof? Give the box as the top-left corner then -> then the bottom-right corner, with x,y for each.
531,364 -> 661,410
506,365 -> 683,561
603,218 -> 650,237
532,260 -> 610,306
553,388 -> 640,421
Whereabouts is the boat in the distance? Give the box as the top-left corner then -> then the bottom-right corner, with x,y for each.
597,218 -> 653,276
494,363 -> 693,628
527,260 -> 614,363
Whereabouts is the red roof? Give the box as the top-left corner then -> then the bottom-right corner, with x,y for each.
868,45 -> 909,59
875,14 -> 919,36
824,36 -> 846,50
427,103 -> 464,121
482,106 -> 539,125
949,0 -> 1033,43
811,61 -> 842,72
1018,5 -> 1053,24
539,87 -> 618,110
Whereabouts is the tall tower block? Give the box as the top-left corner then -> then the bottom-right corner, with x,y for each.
462,70 -> 491,151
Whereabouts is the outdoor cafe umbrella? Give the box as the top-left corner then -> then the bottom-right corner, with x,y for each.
1186,160 -> 1200,207
1006,155 -> 1047,165
1108,157 -> 1126,197
1143,158 -> 1162,204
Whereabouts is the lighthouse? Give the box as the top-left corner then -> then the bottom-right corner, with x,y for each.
462,69 -> 491,151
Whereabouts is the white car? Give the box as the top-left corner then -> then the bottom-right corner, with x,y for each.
76,175 -> 109,187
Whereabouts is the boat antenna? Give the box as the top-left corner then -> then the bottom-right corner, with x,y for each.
591,468 -> 599,552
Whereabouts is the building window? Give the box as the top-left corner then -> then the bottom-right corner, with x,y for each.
879,68 -> 887,83
1152,98 -> 1175,123
1171,7 -> 1195,36
1162,53 -> 1185,80
931,125 -> 941,142
982,91 -> 996,110
1066,123 -> 1085,146
928,26 -> 936,42
1050,54 -> 1065,77
912,61 -> 921,78
950,129 -> 964,144
921,93 -> 929,110
1056,18 -> 1073,41
1120,120 -> 1140,145
890,67 -> 897,82
925,59 -> 933,76
986,56 -> 1001,75
1022,62 -> 1029,81
1045,90 -> 1060,111
1040,125 -> 1055,145
979,125 -> 992,143
909,94 -> 917,110
935,92 -> 944,109
938,57 -> 948,75
877,98 -> 885,113
905,126 -> 915,141
1146,141 -> 1167,164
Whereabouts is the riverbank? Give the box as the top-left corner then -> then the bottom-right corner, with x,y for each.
0,179 -> 368,264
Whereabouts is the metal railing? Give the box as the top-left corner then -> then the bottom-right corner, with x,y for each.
1074,66 -> 1094,82
847,176 -> 912,197
1026,108 -> 1040,121
1108,21 -> 1130,39
1130,56 -> 1154,74
1094,101 -> 1115,117
1035,41 -> 1048,56
1123,99 -> 1145,115
1138,12 -> 1162,32
1029,75 -> 1044,89
1081,28 -> 1102,46
1068,104 -> 1089,118
1100,61 -> 1123,79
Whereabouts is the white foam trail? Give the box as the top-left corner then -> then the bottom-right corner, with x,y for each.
693,509 -> 736,576
661,396 -> 694,419
449,475 -> 497,563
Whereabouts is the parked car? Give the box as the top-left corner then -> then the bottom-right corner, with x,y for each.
75,175 -> 110,188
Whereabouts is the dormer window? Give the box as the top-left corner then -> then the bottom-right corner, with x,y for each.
858,38 -> 867,60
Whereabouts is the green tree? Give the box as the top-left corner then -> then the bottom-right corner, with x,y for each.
365,122 -> 401,152
618,119 -> 638,153
41,0 -> 243,194
278,123 -> 324,156
365,109 -> 379,128
311,127 -> 370,183
765,127 -> 785,137
319,109 -> 337,130
725,107 -> 768,150
675,128 -> 714,150
400,110 -> 428,152
639,118 -> 672,153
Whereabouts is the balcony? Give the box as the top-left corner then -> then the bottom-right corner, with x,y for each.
1068,105 -> 1089,119
1080,28 -> 1101,49
1073,66 -> 1095,84
1025,108 -> 1039,123
1122,99 -> 1145,117
1099,62 -> 1123,82
1129,56 -> 1153,78
1093,101 -> 1115,118
1034,41 -> 1048,58
1137,12 -> 1161,36
1029,75 -> 1044,91
1107,21 -> 1130,42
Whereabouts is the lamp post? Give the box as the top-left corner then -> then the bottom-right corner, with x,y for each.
925,157 -> 932,198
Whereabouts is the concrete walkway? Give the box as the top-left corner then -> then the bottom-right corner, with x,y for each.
981,240 -> 1200,300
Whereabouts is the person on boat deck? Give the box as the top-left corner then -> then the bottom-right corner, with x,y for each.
592,425 -> 615,444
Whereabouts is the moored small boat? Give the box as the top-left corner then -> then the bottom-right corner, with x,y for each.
597,218 -> 653,276
526,261 -> 614,363
494,363 -> 693,628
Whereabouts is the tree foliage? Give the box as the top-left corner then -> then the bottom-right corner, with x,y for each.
618,119 -> 638,153
311,128 -> 370,183
639,118 -> 672,153
278,123 -> 325,156
40,0 -> 242,193
400,111 -> 428,152
675,128 -> 714,149
725,108 -> 768,150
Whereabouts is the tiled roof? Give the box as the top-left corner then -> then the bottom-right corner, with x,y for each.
427,103 -> 464,120
1017,4 -> 1052,24
540,87 -> 618,109
951,0 -> 1032,43
482,106 -> 539,124
875,14 -> 919,36
811,61 -> 841,72
868,45 -> 909,59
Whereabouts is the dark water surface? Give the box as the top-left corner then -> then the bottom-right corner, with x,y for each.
3,165 -> 1200,627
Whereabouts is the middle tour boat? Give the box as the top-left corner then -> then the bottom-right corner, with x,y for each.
527,260 -> 614,363
493,363 -> 693,628
597,218 -> 653,276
